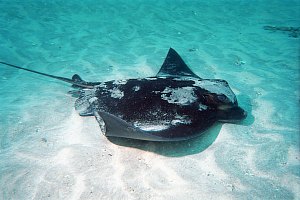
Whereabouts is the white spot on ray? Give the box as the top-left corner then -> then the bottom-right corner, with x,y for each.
171,114 -> 192,125
199,104 -> 208,111
88,97 -> 98,104
133,86 -> 140,92
113,79 -> 127,85
109,87 -> 124,99
139,125 -> 169,131
96,82 -> 107,88
134,122 -> 170,131
145,77 -> 157,81
193,80 -> 236,103
173,77 -> 197,81
161,87 -> 197,105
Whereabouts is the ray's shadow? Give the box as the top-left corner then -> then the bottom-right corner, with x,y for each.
238,94 -> 255,126
107,124 -> 222,157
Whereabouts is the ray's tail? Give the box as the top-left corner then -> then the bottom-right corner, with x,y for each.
0,61 -> 93,88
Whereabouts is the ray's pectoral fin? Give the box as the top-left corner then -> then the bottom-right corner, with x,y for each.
78,106 -> 94,116
93,111 -> 165,141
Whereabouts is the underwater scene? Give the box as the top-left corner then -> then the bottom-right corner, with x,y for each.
0,0 -> 299,199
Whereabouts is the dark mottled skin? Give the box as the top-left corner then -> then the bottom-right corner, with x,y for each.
77,77 -> 217,140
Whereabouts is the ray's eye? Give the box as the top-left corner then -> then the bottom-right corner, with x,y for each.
217,95 -> 227,102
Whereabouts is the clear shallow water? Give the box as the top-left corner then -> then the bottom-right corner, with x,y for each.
0,0 -> 299,199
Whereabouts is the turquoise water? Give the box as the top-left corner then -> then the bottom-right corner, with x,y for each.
0,0 -> 299,199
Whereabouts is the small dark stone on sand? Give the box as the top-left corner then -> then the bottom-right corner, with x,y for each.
263,25 -> 300,38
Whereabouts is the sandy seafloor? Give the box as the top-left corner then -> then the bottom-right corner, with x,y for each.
0,0 -> 299,199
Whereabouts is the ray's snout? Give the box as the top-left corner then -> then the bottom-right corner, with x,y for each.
232,106 -> 247,119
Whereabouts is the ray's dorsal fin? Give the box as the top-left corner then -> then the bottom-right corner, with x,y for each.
156,48 -> 200,79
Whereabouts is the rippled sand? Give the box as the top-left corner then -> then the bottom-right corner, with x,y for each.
0,1 -> 299,199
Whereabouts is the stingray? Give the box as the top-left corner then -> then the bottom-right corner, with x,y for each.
0,48 -> 247,141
